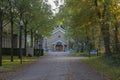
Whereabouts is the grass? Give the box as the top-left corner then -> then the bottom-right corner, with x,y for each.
82,56 -> 120,80
69,52 -> 90,57
0,56 -> 38,72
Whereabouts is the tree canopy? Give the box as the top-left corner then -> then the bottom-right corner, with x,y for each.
55,0 -> 120,55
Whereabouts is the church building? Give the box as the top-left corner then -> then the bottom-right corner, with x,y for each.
43,26 -> 69,52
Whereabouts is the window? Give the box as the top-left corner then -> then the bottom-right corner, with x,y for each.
58,35 -> 61,38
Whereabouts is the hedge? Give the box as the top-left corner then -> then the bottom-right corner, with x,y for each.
2,48 -> 26,56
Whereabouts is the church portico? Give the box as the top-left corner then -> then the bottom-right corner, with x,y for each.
52,40 -> 66,51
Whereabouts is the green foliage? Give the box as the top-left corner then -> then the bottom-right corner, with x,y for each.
110,54 -> 120,66
83,56 -> 120,80
0,56 -> 38,72
102,54 -> 120,66
56,0 -> 101,51
27,0 -> 55,36
1,0 -> 55,36
0,0 -> 55,65
57,0 -> 120,55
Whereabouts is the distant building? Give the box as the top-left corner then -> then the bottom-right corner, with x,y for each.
2,23 -> 25,49
43,26 -> 69,52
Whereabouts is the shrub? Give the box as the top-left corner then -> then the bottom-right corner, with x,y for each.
102,54 -> 120,66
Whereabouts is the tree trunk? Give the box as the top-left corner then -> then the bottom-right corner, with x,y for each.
10,8 -> 14,62
0,9 -> 3,66
0,21 -> 2,66
114,22 -> 120,54
10,16 -> 14,62
101,23 -> 111,55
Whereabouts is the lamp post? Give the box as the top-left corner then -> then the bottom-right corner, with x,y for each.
19,20 -> 24,64
45,37 -> 48,52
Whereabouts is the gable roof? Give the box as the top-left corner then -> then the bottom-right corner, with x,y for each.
52,26 -> 65,34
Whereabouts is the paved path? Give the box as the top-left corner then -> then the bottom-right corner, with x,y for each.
7,52 -> 107,80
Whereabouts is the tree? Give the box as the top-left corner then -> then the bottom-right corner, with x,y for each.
110,0 -> 120,53
0,0 -> 9,66
94,0 -> 112,55
57,0 -> 120,55
8,0 -> 16,62
56,0 -> 98,52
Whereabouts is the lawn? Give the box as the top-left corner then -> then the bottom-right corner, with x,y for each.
69,52 -> 90,57
82,56 -> 120,80
0,56 -> 38,72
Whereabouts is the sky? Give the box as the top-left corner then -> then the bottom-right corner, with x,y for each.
45,0 -> 64,15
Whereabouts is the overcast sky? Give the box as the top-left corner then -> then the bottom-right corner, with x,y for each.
46,0 -> 64,15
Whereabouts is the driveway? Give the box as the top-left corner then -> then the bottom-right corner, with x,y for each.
7,52 -> 107,80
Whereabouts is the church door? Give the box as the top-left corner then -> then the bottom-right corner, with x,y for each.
56,45 -> 63,51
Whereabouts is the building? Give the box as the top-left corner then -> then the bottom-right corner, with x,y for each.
3,30 -> 25,49
43,26 -> 69,52
2,23 -> 25,49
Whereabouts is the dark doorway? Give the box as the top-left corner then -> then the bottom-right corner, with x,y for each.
55,42 -> 63,51
56,45 -> 63,51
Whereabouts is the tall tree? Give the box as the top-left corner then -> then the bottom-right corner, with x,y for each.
110,0 -> 120,53
0,0 -> 9,66
94,0 -> 112,55
8,0 -> 16,62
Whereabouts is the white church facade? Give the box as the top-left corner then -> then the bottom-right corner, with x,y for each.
43,26 -> 69,52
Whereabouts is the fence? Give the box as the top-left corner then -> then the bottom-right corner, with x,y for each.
2,48 -> 26,56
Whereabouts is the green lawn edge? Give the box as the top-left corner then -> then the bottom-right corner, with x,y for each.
82,56 -> 120,80
0,56 -> 38,72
